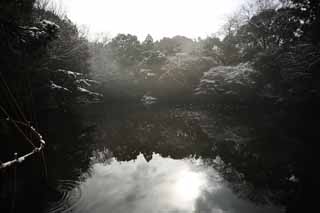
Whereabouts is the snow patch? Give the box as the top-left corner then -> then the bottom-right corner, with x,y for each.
77,87 -> 103,97
195,63 -> 259,98
55,69 -> 83,79
49,81 -> 70,92
141,95 -> 157,105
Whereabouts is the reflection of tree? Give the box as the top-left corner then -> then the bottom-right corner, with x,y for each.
38,105 -> 309,212
7,105 -> 307,212
200,108 -> 303,208
42,111 -> 97,182
82,104 -> 296,209
85,106 -> 212,162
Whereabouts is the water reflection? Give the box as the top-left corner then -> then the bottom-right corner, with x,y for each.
46,153 -> 282,213
79,104 -> 212,161
2,104 -> 294,212
173,169 -> 205,203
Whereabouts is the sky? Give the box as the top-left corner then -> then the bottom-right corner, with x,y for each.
52,0 -> 247,41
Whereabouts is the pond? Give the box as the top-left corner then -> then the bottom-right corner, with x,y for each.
1,103 -> 293,213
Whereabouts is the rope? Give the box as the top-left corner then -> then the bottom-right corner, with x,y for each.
40,150 -> 48,181
27,73 -> 38,130
0,105 -> 36,148
0,68 -> 48,208
0,79 -> 22,124
11,153 -> 17,213
0,70 -> 37,147
0,71 -> 28,123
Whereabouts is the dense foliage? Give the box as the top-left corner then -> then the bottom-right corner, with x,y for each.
0,0 -> 101,119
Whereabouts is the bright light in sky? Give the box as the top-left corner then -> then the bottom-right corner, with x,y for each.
53,0 -> 246,40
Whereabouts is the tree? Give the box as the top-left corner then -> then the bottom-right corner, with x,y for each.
280,0 -> 320,43
142,34 -> 154,51
201,37 -> 225,64
155,36 -> 195,56
0,0 -> 35,24
108,34 -> 142,67
236,8 -> 301,61
201,35 -> 241,66
0,0 -> 100,112
33,8 -> 91,75
240,0 -> 280,20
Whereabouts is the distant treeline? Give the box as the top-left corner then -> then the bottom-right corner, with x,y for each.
1,0 -> 319,111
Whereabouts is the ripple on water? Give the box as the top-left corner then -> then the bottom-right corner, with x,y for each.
45,180 -> 84,213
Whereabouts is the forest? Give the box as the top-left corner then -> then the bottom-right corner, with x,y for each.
0,0 -> 319,213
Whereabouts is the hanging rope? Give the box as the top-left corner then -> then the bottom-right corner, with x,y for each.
0,105 -> 36,148
0,76 -> 45,169
40,149 -> 48,180
0,30 -> 49,211
0,71 -> 28,123
11,153 -> 17,213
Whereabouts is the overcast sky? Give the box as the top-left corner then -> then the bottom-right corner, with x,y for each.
52,0 -> 247,40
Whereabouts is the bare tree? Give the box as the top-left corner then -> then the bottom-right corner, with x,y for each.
240,0 -> 280,20
34,0 -> 66,19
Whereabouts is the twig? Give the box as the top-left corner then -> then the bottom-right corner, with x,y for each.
0,118 -> 46,170
0,143 -> 45,170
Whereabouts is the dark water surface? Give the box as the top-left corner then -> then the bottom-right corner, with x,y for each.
2,103 -> 293,213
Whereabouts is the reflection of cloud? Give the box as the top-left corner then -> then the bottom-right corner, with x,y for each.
195,186 -> 283,213
74,153 -> 282,213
